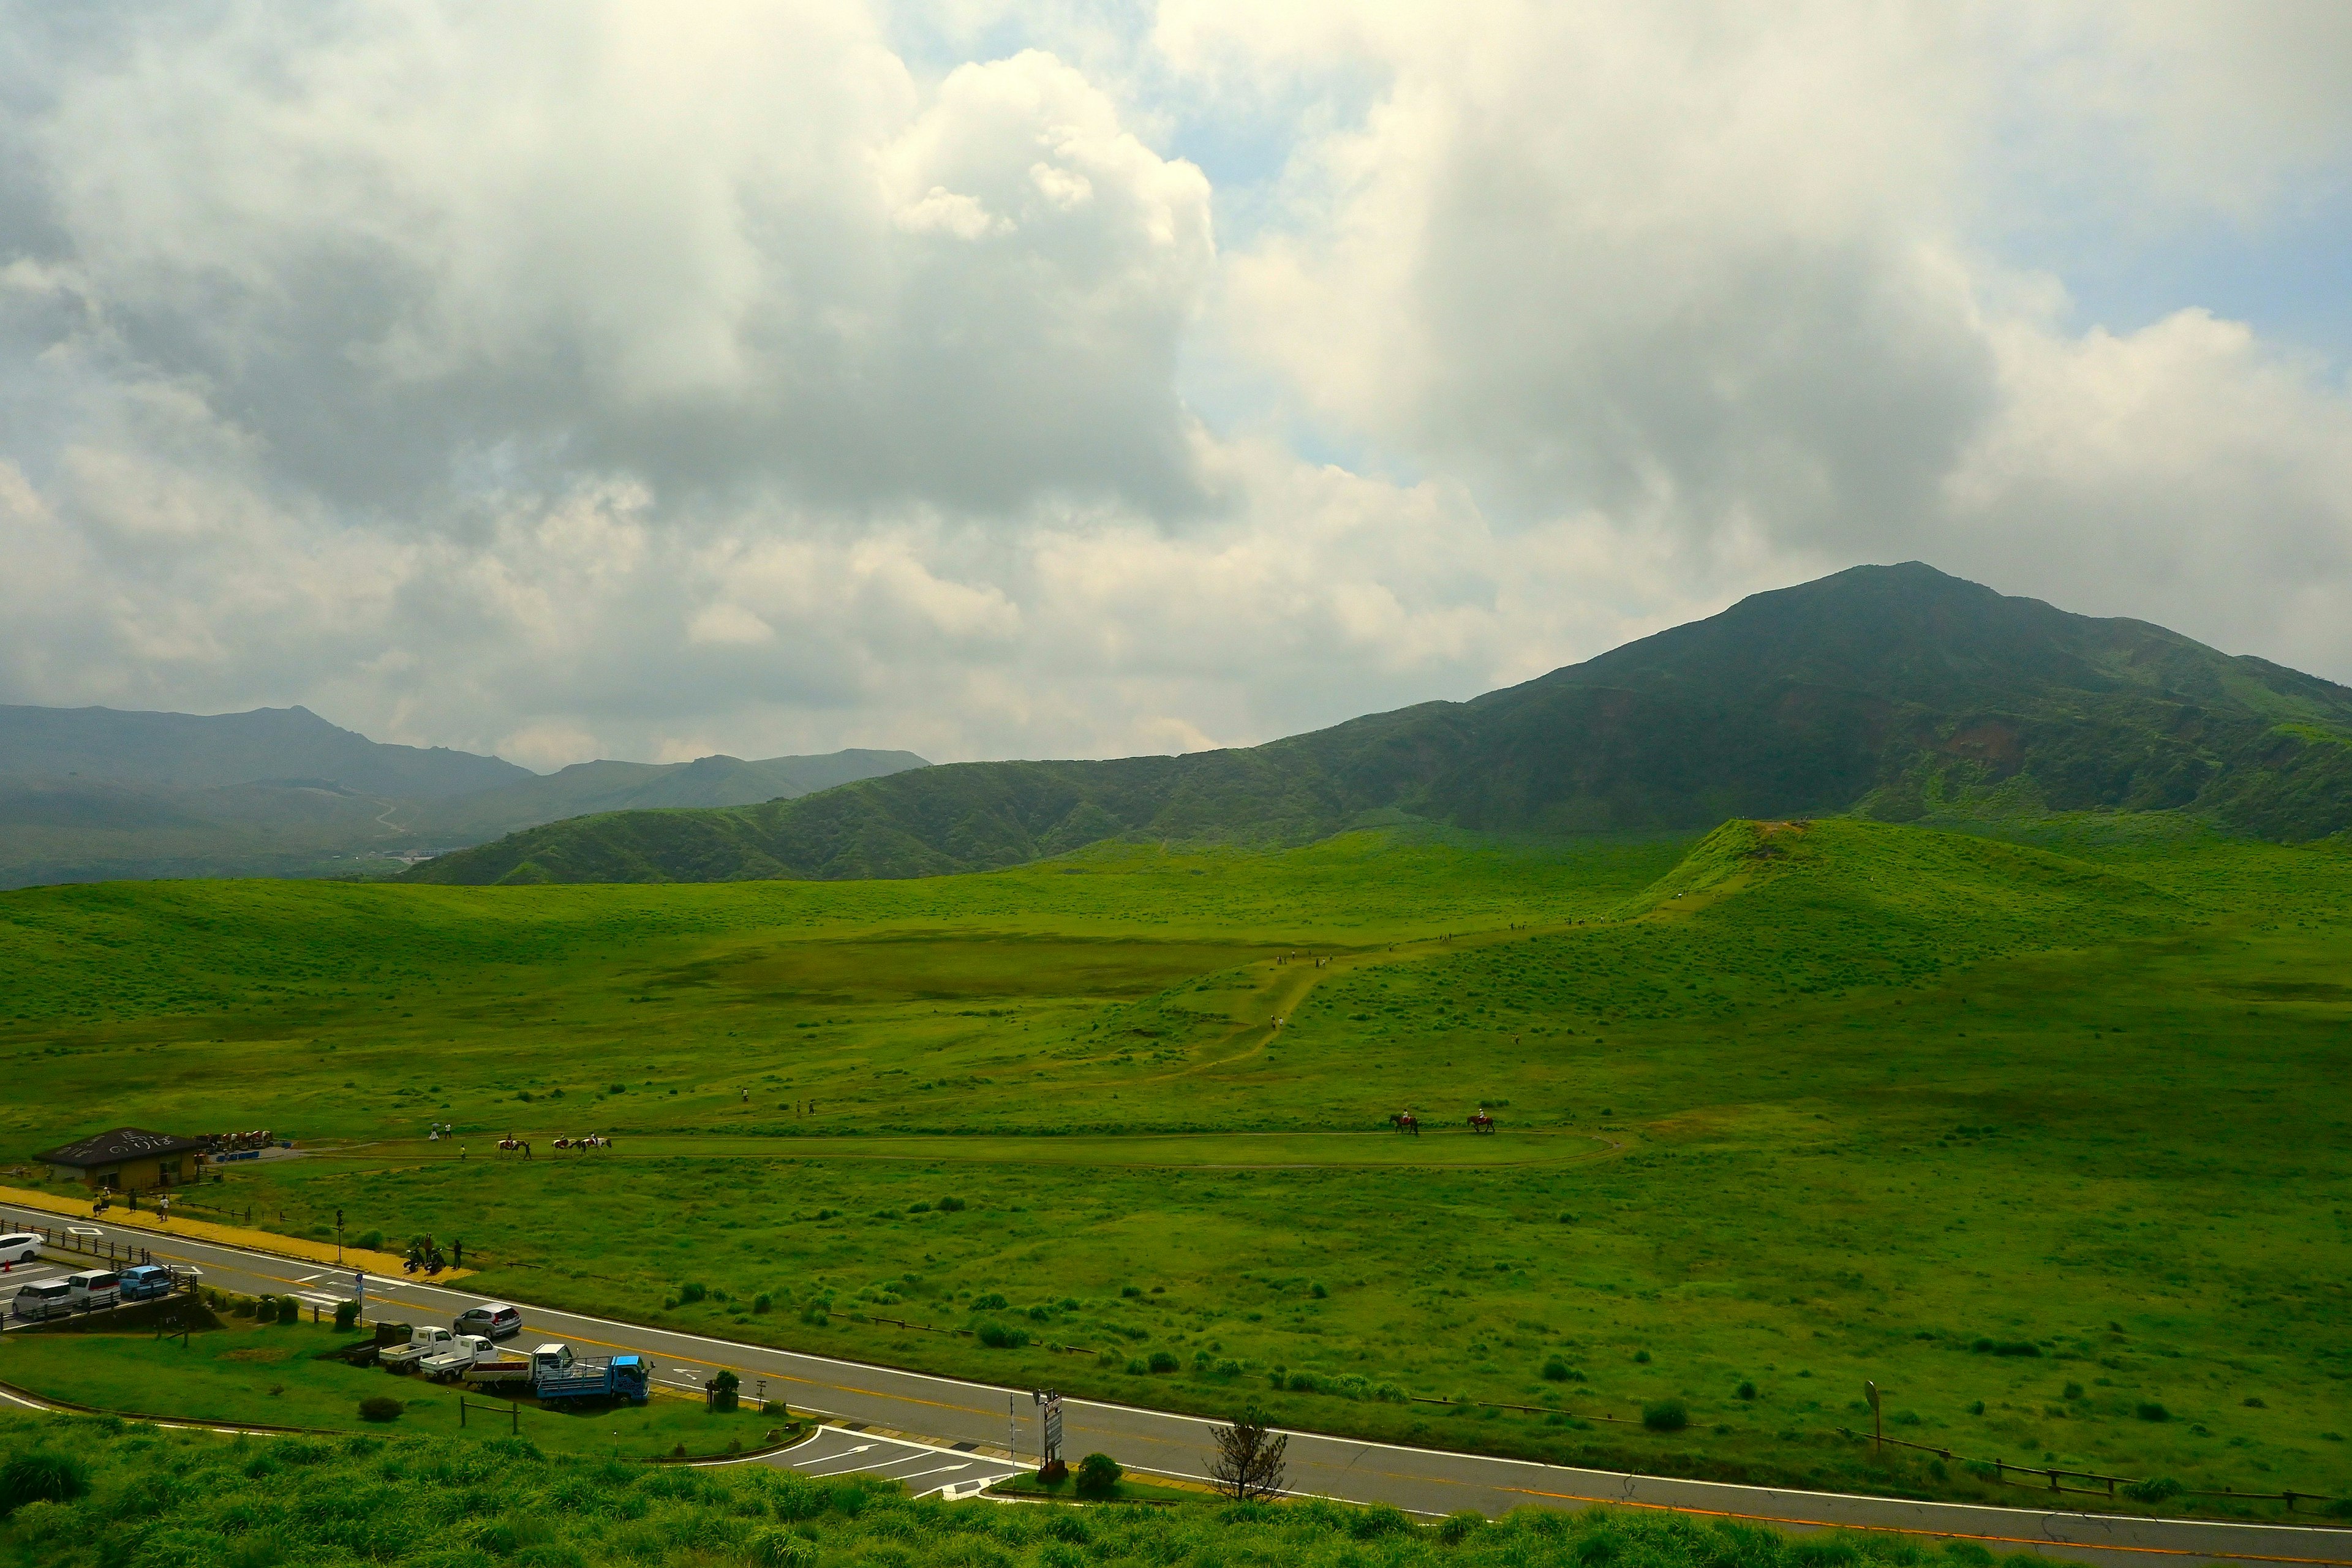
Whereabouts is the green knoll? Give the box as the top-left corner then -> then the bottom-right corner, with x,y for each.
2,818 -> 2348,1512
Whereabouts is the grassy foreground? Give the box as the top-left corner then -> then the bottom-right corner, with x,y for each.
2,820 -> 2349,1509
0,1408 -> 2082,1568
0,1315 -> 792,1461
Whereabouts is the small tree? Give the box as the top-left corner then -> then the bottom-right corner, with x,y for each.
334,1299 -> 360,1332
358,1396 -> 404,1423
277,1295 -> 302,1325
707,1368 -> 741,1413
1207,1401 -> 1287,1501
1076,1452 -> 1122,1498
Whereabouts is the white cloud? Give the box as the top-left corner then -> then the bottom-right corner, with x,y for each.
1,0 -> 2350,775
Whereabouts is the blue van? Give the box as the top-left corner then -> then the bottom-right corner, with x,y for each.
118,1264 -> 176,1301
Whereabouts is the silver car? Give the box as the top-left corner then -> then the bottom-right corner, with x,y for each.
0,1232 -> 41,1264
453,1302 -> 524,1340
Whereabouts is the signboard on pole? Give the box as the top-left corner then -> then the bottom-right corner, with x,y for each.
1033,1389 -> 1063,1466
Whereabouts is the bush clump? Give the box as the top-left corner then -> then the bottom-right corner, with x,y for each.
334,1299 -> 360,1331
1642,1399 -> 1689,1433
2135,1402 -> 2169,1422
935,1196 -> 967,1212
1147,1351 -> 1180,1374
0,1452 -> 89,1515
976,1320 -> 1030,1350
1971,1339 -> 2040,1357
1542,1357 -> 1573,1382
357,1396 -> 404,1423
1075,1452 -> 1122,1497
2124,1476 -> 2183,1503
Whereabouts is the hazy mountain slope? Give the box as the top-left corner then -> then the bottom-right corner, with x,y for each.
403,749 -> 930,843
0,704 -> 530,796
407,563 -> 2352,886
0,699 -> 929,889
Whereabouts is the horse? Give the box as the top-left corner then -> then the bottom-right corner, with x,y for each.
1468,1109 -> 1496,1135
1389,1111 -> 1420,1136
496,1136 -> 522,1155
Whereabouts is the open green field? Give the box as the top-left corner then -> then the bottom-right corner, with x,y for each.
0,1315 -> 795,1461
2,819 -> 2349,1511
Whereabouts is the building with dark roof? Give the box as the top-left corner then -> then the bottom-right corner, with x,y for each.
35,1128 -> 206,1192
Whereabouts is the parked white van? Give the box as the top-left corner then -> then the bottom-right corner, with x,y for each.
10,1280 -> 72,1321
63,1270 -> 119,1310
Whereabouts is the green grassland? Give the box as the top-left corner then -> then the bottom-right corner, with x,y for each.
0,1411 -> 2086,1568
0,1316 -> 792,1461
1,820 -> 2348,1513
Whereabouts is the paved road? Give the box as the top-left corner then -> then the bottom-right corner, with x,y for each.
12,1215 -> 2349,1568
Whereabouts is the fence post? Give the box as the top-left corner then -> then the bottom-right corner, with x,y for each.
459,1396 -> 467,1429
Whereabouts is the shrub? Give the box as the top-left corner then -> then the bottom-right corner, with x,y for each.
1286,1371 -> 1321,1393
1075,1452 -> 1122,1497
1634,1349 -> 1651,1363
2123,1477 -> 2183,1503
679,1283 -> 708,1305
2242,1395 -> 2265,1408
1542,1357 -> 1572,1382
357,1229 -> 384,1250
974,1292 -> 1008,1310
1127,1359 -> 1148,1375
1736,1381 -> 1758,1401
1943,1544 -> 1994,1567
1642,1399 -> 1689,1433
2064,1382 -> 2085,1400
1374,1383 -> 1408,1404
2136,1403 -> 2169,1423
334,1300 -> 360,1331
0,1452 -> 90,1515
936,1196 -> 967,1212
277,1295 -> 302,1324
358,1397 -> 405,1423
753,1293 -> 773,1314
747,1526 -> 816,1567
1148,1351 -> 1180,1374
1970,1339 -> 2040,1357
976,1320 -> 1030,1350
1438,1512 -> 1483,1544
1309,1281 -> 1328,1298
1120,1285 -> 1142,1298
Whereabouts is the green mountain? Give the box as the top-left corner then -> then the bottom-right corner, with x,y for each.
406,562 -> 2352,886
0,700 -> 928,888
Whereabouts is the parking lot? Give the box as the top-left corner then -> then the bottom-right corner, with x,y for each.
739,1424 -> 1024,1499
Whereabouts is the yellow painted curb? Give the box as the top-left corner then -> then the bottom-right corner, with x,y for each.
0,1184 -> 458,1280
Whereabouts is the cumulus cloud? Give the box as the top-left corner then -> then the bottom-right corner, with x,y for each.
1,0 -> 2349,771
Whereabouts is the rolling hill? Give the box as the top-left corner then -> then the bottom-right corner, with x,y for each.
0,703 -> 927,888
407,562 -> 2352,885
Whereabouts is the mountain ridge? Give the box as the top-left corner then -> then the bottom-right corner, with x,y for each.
406,563 -> 2352,886
0,703 -> 929,888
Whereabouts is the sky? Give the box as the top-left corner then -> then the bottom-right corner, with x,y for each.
2,2 -> 2350,771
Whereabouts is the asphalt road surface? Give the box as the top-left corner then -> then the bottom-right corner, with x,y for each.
10,1215 -> 2348,1568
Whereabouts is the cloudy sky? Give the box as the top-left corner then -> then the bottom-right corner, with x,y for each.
3,2 -> 2350,769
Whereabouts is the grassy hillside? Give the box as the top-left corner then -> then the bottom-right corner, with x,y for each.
407,564 -> 2352,886
4,820 -> 2349,1509
0,1412 -> 2044,1568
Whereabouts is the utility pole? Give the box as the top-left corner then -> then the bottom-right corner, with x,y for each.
336,1208 -> 344,1264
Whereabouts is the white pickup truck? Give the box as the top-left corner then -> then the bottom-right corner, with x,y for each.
379,1325 -> 456,1371
419,1333 -> 499,1381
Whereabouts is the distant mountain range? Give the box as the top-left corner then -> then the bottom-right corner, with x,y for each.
407,563 -> 2352,886
0,704 -> 926,888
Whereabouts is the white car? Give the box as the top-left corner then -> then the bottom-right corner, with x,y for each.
0,1232 -> 41,1265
